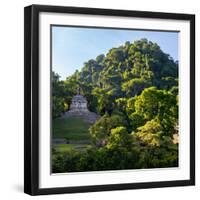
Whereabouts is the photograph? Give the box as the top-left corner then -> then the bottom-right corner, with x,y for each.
51,26 -> 179,174
24,5 -> 195,194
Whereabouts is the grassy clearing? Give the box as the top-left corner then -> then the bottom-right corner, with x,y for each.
52,143 -> 91,153
52,116 -> 91,141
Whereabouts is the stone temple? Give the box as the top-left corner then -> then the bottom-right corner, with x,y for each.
69,94 -> 88,112
64,90 -> 100,124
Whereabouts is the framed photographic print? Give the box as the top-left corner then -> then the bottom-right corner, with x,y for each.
24,4 -> 195,195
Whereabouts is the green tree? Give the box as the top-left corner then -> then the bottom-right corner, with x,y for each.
89,114 -> 127,146
106,126 -> 132,149
134,87 -> 178,136
134,119 -> 163,147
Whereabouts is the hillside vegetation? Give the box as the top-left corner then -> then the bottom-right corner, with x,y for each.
52,39 -> 179,173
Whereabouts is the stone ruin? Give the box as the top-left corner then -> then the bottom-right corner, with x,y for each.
63,90 -> 100,124
69,94 -> 88,112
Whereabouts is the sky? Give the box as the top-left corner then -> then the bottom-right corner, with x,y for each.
52,26 -> 178,80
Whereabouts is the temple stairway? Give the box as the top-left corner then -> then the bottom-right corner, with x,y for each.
63,110 -> 100,124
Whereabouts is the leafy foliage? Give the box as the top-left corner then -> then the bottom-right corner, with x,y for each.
52,39 -> 179,172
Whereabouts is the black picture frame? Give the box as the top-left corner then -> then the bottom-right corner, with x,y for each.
24,4 -> 195,196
